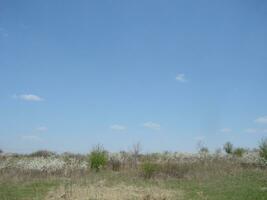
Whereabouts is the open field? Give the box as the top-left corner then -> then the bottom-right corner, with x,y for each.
0,150 -> 267,200
2,1 -> 267,199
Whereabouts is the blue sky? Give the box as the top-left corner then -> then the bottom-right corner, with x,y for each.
0,0 -> 267,153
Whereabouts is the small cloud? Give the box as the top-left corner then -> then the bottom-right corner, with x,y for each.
220,128 -> 232,133
176,73 -> 187,82
255,116 -> 267,124
36,126 -> 48,132
263,129 -> 267,133
14,94 -> 44,101
21,135 -> 42,142
143,122 -> 161,130
245,128 -> 257,133
110,124 -> 127,131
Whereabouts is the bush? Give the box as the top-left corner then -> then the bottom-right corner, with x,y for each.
141,162 -> 158,179
224,142 -> 233,154
29,150 -> 57,158
109,156 -> 121,171
233,148 -> 246,157
259,138 -> 267,161
199,147 -> 209,154
159,162 -> 191,178
88,145 -> 108,172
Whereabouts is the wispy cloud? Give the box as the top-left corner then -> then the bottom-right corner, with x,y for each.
245,128 -> 257,133
176,73 -> 187,82
143,122 -> 161,130
36,126 -> 48,132
14,94 -> 44,102
220,128 -> 232,133
110,124 -> 127,131
21,126 -> 47,142
255,116 -> 267,124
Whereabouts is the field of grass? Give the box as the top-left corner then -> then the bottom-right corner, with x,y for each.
0,169 -> 266,200
0,149 -> 267,200
0,180 -> 58,200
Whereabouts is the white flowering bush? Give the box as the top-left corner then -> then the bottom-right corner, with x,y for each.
0,155 -> 87,173
0,149 -> 264,175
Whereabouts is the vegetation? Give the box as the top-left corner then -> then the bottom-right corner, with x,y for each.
88,145 -> 108,172
0,180 -> 58,200
199,147 -> 209,154
29,150 -> 57,158
109,156 -> 121,171
0,140 -> 267,199
233,147 -> 246,157
259,138 -> 267,161
224,142 -> 234,154
141,161 -> 158,179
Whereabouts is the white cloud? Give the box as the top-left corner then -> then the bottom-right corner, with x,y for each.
220,128 -> 232,133
255,116 -> 267,124
36,126 -> 48,132
176,73 -> 187,82
263,129 -> 267,133
143,122 -> 161,130
110,124 -> 127,131
14,94 -> 44,101
245,128 -> 257,133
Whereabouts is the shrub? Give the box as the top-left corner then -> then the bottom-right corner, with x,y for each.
159,162 -> 191,178
199,147 -> 209,154
88,145 -> 108,172
141,162 -> 158,179
109,156 -> 121,171
259,138 -> 267,161
224,142 -> 233,154
233,148 -> 246,157
62,152 -> 86,161
131,142 -> 142,168
29,150 -> 57,158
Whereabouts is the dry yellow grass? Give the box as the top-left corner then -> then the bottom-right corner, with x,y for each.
45,179 -> 183,200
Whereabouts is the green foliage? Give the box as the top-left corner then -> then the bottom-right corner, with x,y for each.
233,148 -> 246,157
141,162 -> 158,179
223,142 -> 233,154
179,171 -> 267,200
29,150 -> 57,158
88,145 -> 108,172
259,138 -> 267,161
199,147 -> 209,154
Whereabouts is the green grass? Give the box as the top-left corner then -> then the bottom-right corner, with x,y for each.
170,170 -> 267,200
0,170 -> 266,200
0,180 -> 58,200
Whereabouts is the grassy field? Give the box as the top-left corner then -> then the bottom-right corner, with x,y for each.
0,169 -> 266,200
0,180 -> 58,200
0,148 -> 267,200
